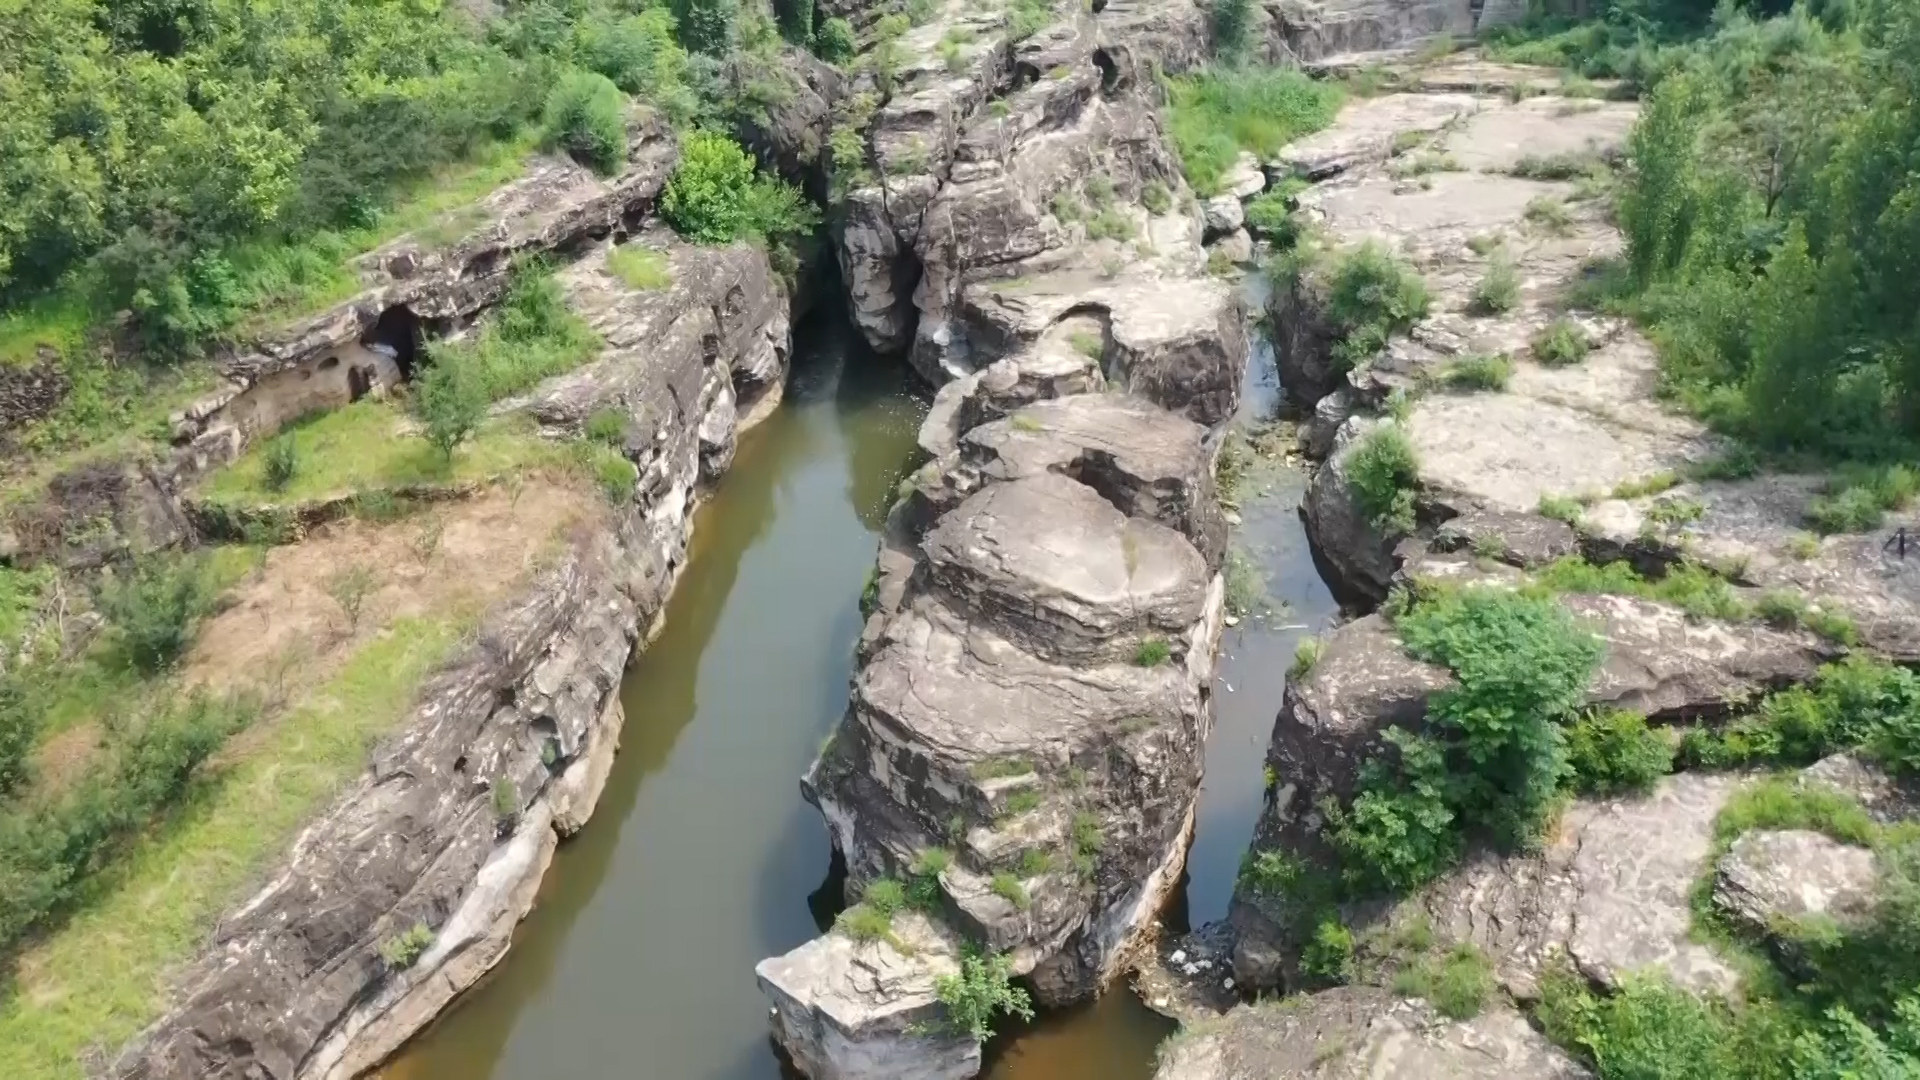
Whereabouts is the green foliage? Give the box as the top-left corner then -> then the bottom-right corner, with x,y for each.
1085,208 -> 1137,242
542,71 -> 630,176
1394,943 -> 1495,1020
586,408 -> 630,445
263,436 -> 300,493
1006,0 -> 1059,42
1538,494 -> 1586,525
1436,353 -> 1513,392
593,449 -> 640,504
1334,589 -> 1604,893
1679,658 -> 1920,775
0,678 -> 38,798
0,691 -> 255,950
1002,789 -> 1040,817
1212,0 -> 1255,58
99,556 -> 209,674
990,871 -> 1031,910
662,131 -> 819,245
933,949 -> 1035,1043
1531,556 -> 1747,622
1567,709 -> 1675,795
1168,69 -> 1344,195
1806,466 -> 1919,534
1134,638 -> 1172,667
607,246 -> 674,290
1346,424 -> 1421,535
415,346 -> 491,462
1071,812 -> 1103,876
1301,918 -> 1355,985
379,922 -> 435,970
1142,180 -> 1174,215
1322,242 -> 1431,370
814,17 -> 857,63
1470,256 -> 1522,315
1533,318 -> 1594,366
676,0 -> 737,56
1243,190 -> 1299,242
835,901 -> 895,943
1539,970 -> 1750,1080
1290,638 -> 1324,680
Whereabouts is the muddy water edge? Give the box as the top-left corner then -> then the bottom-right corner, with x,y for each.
383,284 -> 1334,1079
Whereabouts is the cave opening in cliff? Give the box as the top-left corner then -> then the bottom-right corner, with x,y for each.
362,304 -> 424,385
1093,48 -> 1119,93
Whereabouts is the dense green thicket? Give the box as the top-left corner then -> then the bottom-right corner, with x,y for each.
0,690 -> 257,950
1166,69 -> 1343,195
1513,0 -> 1920,460
662,130 -> 819,243
1326,589 -> 1604,892
0,0 -> 802,361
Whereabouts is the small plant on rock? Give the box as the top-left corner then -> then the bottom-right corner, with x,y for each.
1436,352 -> 1512,391
1566,708 -> 1673,796
990,871 -> 1030,910
1141,179 -> 1173,214
1323,241 -> 1431,370
934,949 -> 1034,1043
379,922 -> 435,970
1134,638 -> 1172,667
1469,255 -> 1521,315
1290,637 -> 1324,680
1531,317 -> 1592,366
323,564 -> 379,633
1346,424 -> 1420,535
263,435 -> 299,493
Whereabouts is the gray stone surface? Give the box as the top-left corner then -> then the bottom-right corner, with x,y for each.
1715,829 -> 1881,939
1155,988 -> 1588,1080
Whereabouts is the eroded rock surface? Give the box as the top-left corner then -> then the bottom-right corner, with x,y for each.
1153,987 -> 1588,1080
1714,829 -> 1881,939
113,234 -> 790,1080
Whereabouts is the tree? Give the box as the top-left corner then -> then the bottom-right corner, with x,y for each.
1213,0 -> 1254,60
541,70 -> 629,175
415,346 -> 489,461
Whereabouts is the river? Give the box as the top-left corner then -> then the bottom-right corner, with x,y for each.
386,289 -> 1334,1079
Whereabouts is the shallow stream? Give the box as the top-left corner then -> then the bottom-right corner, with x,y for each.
385,293 -> 1333,1079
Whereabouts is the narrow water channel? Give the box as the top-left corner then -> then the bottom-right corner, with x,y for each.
386,290 -> 1334,1080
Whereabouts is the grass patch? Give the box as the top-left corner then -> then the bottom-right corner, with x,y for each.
1392,942 -> 1494,1019
1068,330 -> 1104,360
1434,353 -> 1512,392
1805,465 -> 1918,535
1531,318 -> 1593,366
1167,68 -> 1343,196
201,401 -> 570,505
1134,638 -> 1172,667
990,871 -> 1031,910
0,615 -> 471,1078
1530,555 -> 1747,622
1523,196 -> 1576,236
1346,424 -> 1421,535
606,246 -> 674,291
1469,256 -> 1521,315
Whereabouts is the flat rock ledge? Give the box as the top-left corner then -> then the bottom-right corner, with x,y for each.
1714,828 -> 1881,941
111,237 -> 790,1080
1153,987 -> 1588,1080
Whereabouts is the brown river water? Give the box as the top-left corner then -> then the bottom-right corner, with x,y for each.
384,289 -> 1334,1080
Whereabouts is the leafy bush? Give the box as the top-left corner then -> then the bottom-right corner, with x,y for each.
0,691 -> 255,950
1346,424 -> 1421,535
1470,255 -> 1521,314
662,131 -> 819,245
1212,0 -> 1254,58
677,0 -> 736,56
1168,69 -> 1343,195
1533,318 -> 1593,366
1566,709 -> 1674,795
1394,943 -> 1494,1019
1806,467 -> 1918,535
1085,208 -> 1136,242
0,678 -> 38,798
814,17 -> 857,63
1142,180 -> 1173,215
607,246 -> 673,290
542,70 -> 630,175
99,557 -> 208,674
934,949 -> 1034,1043
1334,588 -> 1604,892
990,871 -> 1030,909
1301,918 -> 1355,985
1322,242 -> 1431,370
1134,638 -> 1171,667
586,408 -> 630,445
1243,190 -> 1298,241
1290,638 -> 1324,680
580,10 -> 689,105
594,449 -> 640,504
1437,353 -> 1512,391
379,922 -> 435,970
415,346 -> 490,461
264,436 -> 300,493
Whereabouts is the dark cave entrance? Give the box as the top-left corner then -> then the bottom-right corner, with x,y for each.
362,304 -> 425,384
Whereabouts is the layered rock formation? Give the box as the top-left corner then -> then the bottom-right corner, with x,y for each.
756,5 -> 1253,1075
112,233 -> 790,1080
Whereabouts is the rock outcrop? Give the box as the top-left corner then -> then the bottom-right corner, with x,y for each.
1714,829 -> 1881,940
757,6 -> 1251,1074
112,235 -> 790,1080
1153,987 -> 1588,1080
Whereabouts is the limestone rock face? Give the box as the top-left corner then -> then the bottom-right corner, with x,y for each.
111,237 -> 790,1080
1154,988 -> 1588,1080
1715,829 -> 1882,938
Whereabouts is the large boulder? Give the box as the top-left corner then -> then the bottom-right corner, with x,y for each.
1714,829 -> 1881,940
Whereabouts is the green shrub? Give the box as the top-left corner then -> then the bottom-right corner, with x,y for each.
835,901 -> 895,943
933,949 -> 1034,1043
1168,69 -> 1343,195
1006,0 -> 1058,41
990,871 -> 1030,909
0,691 -> 255,949
1333,588 -> 1603,891
1301,918 -> 1355,985
100,556 -> 208,674
1538,970 -> 1743,1080
1071,812 -> 1103,875
1532,318 -> 1593,366
1806,486 -> 1885,534
1212,0 -> 1254,58
1469,255 -> 1521,315
1085,207 -> 1136,242
379,922 -> 435,970
814,16 -> 857,63
415,345 -> 490,461
1134,638 -> 1171,667
1394,943 -> 1494,1019
1437,353 -> 1512,391
586,408 -> 630,445
580,10 -> 688,104
542,70 -> 629,175
1566,709 -> 1673,796
0,678 -> 38,797
607,246 -> 673,290
1323,242 -> 1431,370
1523,196 -> 1574,236
1346,424 -> 1421,535
677,0 -> 736,55
263,436 -> 300,493
1141,179 -> 1173,214
1290,637 -> 1324,680
1537,494 -> 1585,525
1243,190 -> 1298,241
662,131 -> 819,245
595,451 -> 639,504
